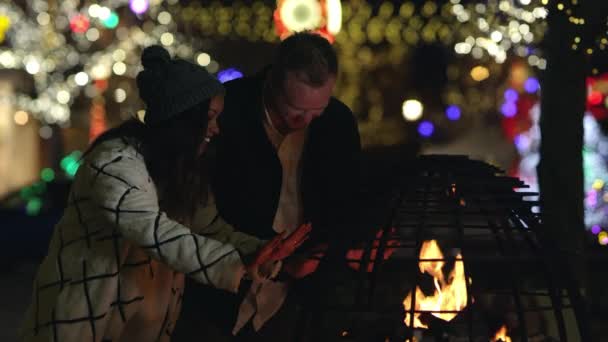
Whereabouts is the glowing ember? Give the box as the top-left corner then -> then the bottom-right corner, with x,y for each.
403,240 -> 469,329
491,325 -> 512,342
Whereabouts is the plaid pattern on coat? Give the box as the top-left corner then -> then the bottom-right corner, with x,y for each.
19,138 -> 258,341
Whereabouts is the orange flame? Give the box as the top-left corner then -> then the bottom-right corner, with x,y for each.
403,240 -> 468,329
491,325 -> 512,342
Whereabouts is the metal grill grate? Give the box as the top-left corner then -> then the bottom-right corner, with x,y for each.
300,155 -> 589,342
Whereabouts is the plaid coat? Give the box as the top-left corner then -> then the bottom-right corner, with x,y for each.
20,138 -> 262,342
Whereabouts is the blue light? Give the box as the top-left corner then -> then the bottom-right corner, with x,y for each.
501,102 -> 517,117
524,77 -> 540,94
504,88 -> 519,102
514,134 -> 531,153
445,105 -> 461,121
217,68 -> 244,83
418,121 -> 434,137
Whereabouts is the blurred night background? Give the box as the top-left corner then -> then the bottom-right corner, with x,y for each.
1,0 -> 608,340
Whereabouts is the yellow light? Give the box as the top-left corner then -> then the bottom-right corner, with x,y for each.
557,3 -> 564,10
37,12 -> 51,26
490,31 -> 503,42
574,36 -> 581,43
86,28 -> 100,42
112,49 -> 126,62
399,2 -> 415,18
602,38 -> 608,45
587,48 -> 593,55
197,53 -> 211,66
91,64 -> 110,80
422,1 -> 437,17
541,0 -> 549,4
0,15 -> 10,32
113,62 -> 127,75
599,231 -> 608,245
402,99 -> 424,121
114,88 -> 127,103
56,90 -> 70,104
571,44 -> 577,50
280,0 -> 322,32
593,179 -> 605,190
88,4 -> 102,18
14,111 -> 29,125
379,2 -> 394,18
498,1 -> 511,11
326,0 -> 342,34
160,32 -> 174,46
528,55 -> 539,66
158,11 -> 172,25
75,72 -> 89,86
25,58 -> 40,75
470,66 -> 490,81
137,109 -> 146,122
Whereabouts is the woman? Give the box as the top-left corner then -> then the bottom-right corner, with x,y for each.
19,45 -> 299,342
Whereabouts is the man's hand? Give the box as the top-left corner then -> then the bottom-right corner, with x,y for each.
347,228 -> 399,272
246,223 -> 312,281
282,243 -> 328,279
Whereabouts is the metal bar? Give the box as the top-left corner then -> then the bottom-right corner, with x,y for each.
406,167 -> 432,333
507,210 -> 570,341
453,179 -> 475,342
491,213 -> 529,342
317,305 -> 575,315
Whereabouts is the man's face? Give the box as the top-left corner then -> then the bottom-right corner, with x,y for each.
272,71 -> 336,133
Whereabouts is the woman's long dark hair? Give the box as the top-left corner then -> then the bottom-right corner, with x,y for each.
85,100 -> 212,224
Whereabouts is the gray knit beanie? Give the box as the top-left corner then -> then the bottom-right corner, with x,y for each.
136,45 -> 224,125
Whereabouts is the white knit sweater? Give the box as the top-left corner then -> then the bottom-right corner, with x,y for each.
20,138 -> 260,342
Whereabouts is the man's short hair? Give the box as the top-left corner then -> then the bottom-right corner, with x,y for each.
271,31 -> 338,89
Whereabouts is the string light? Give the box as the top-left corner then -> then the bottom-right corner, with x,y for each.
14,111 -> 29,125
402,99 -> 424,121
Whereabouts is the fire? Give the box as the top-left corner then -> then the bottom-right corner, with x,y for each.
491,325 -> 512,342
403,240 -> 468,329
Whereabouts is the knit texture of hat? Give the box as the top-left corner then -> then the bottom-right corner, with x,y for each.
136,45 -> 224,125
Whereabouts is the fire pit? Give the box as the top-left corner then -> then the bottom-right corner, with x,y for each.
295,155 -> 589,342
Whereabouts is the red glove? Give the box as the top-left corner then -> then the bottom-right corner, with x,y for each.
247,223 -> 312,281
347,228 -> 399,272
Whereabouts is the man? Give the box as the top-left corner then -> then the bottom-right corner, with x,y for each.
175,32 -> 361,341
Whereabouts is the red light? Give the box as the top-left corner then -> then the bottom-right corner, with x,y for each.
70,14 -> 90,34
588,91 -> 603,106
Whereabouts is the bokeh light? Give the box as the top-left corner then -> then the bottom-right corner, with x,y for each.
129,0 -> 149,15
591,225 -> 602,235
418,120 -> 435,137
599,231 -> 608,245
402,99 -> 424,121
217,68 -> 244,83
524,77 -> 540,93
102,12 -> 119,29
504,88 -> 519,102
446,105 -> 461,121
14,111 -> 29,125
501,102 -> 517,118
